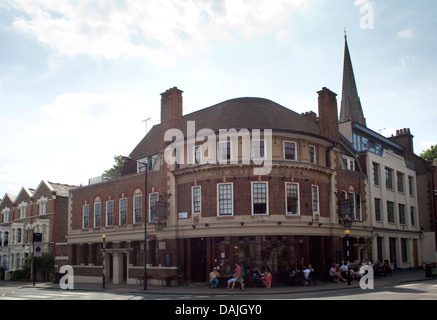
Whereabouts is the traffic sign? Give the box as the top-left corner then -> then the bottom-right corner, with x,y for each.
34,242 -> 43,257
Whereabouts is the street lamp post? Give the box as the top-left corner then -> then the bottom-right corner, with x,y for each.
344,229 -> 351,285
102,234 -> 106,290
123,156 -> 148,290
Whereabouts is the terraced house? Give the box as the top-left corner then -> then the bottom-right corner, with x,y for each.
0,181 -> 75,279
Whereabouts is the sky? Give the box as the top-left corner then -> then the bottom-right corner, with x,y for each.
0,0 -> 436,197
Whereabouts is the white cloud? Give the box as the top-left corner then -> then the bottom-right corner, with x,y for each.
3,0 -> 311,64
395,29 -> 413,39
0,91 -> 154,194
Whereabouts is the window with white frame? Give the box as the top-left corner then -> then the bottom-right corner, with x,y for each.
106,200 -> 114,227
192,186 -> 201,214
217,183 -> 233,216
94,199 -> 101,228
341,156 -> 355,171
2,208 -> 10,223
38,197 -> 48,216
385,167 -> 394,190
218,141 -> 232,163
356,194 -> 362,220
410,206 -> 416,226
309,145 -> 316,164
82,205 -> 89,229
194,146 -> 202,165
252,182 -> 268,215
133,191 -> 142,224
397,172 -> 405,193
119,198 -> 127,225
19,202 -> 27,219
408,176 -> 415,196
311,185 -> 319,212
251,140 -> 266,159
348,192 -> 356,219
284,141 -> 297,160
285,183 -> 300,215
149,192 -> 159,222
17,228 -> 22,244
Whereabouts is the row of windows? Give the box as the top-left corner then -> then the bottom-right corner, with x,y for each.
192,182 -> 320,217
82,192 -> 159,229
137,141 -> 317,171
82,183 -> 321,228
372,162 -> 415,195
3,226 -> 49,245
374,198 -> 416,226
1,198 -> 49,224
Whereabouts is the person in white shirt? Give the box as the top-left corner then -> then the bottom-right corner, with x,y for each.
303,264 -> 314,286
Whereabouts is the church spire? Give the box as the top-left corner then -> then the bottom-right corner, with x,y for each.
339,35 -> 367,127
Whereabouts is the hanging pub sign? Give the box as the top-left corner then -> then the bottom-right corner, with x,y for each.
339,199 -> 352,218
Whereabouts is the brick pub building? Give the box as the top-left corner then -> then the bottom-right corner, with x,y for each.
67,84 -> 370,285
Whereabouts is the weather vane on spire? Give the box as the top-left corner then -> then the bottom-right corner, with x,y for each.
344,27 -> 347,40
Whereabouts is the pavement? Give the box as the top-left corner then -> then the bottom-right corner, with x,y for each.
2,269 -> 436,296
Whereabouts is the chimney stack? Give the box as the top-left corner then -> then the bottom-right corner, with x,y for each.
160,87 -> 183,149
317,87 -> 339,142
389,128 -> 414,154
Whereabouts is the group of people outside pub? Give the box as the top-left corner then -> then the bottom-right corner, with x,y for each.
208,262 -> 274,290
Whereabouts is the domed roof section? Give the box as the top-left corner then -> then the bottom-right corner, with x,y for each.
183,97 -> 319,134
130,97 -> 320,159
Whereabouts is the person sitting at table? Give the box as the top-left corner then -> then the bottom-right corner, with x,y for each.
250,266 -> 262,287
209,267 -> 219,288
329,264 -> 346,283
261,267 -> 272,288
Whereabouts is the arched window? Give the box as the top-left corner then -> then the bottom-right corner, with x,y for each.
133,189 -> 142,224
94,197 -> 101,228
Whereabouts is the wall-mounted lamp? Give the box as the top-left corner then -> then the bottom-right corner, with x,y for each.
240,222 -> 245,226
205,223 -> 209,227
192,225 -> 196,229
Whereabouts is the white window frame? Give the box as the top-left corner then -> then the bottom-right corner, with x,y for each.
283,141 -> 297,161
2,208 -> 10,223
285,182 -> 300,216
19,202 -> 27,219
309,145 -> 316,164
133,191 -> 142,224
149,192 -> 159,222
251,181 -> 269,216
356,194 -> 362,221
106,200 -> 114,227
38,197 -> 48,216
311,185 -> 319,212
94,199 -> 101,228
82,205 -> 89,229
217,141 -> 232,163
119,198 -> 128,226
194,145 -> 203,165
347,192 -> 356,220
342,155 -> 355,171
191,186 -> 202,214
251,139 -> 266,160
217,183 -> 234,217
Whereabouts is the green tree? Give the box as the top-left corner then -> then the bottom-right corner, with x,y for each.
102,155 -> 126,180
420,145 -> 437,163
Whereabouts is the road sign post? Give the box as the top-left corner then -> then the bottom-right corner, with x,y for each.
33,233 -> 43,286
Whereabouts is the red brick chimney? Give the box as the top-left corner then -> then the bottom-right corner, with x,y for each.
317,87 -> 339,142
390,128 -> 414,154
160,87 -> 183,149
